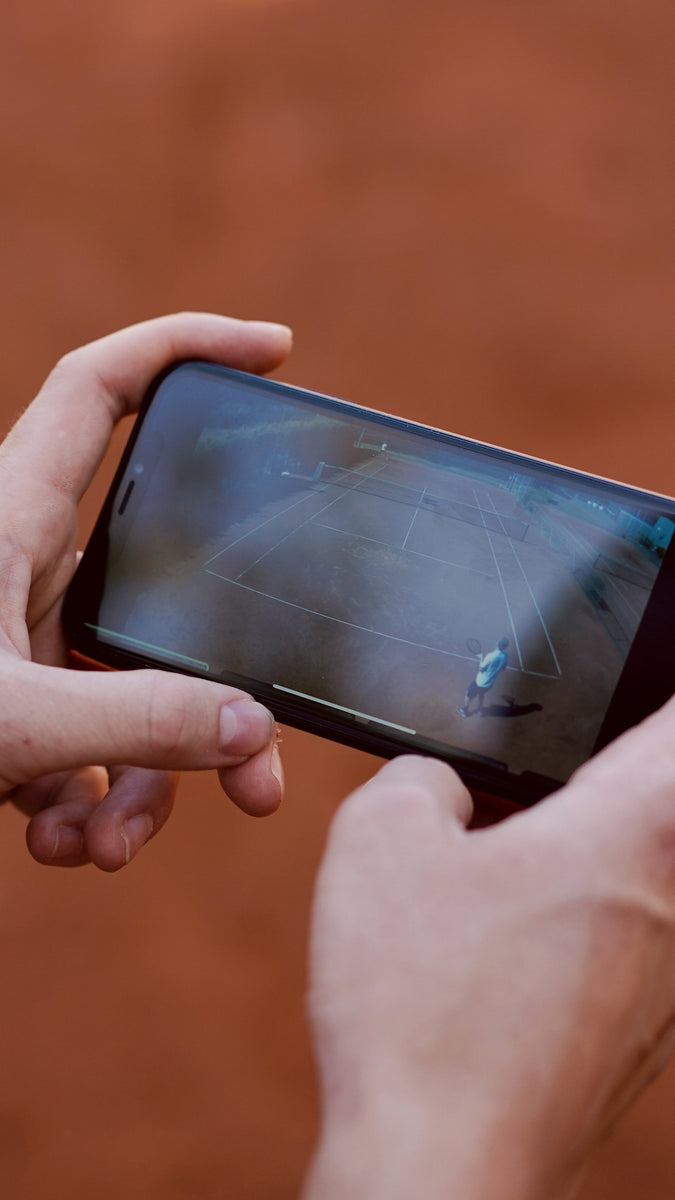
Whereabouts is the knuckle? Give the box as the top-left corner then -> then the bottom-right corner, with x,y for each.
45,347 -> 119,424
47,348 -> 87,387
141,671 -> 192,758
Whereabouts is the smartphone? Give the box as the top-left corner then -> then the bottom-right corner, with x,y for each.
64,361 -> 675,806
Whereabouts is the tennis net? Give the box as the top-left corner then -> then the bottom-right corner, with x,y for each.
316,463 -> 424,506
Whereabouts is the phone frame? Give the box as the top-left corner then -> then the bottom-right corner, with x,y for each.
64,362 -> 675,806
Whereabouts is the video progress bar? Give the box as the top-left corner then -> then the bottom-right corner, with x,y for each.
85,624 -> 209,671
273,684 -> 416,735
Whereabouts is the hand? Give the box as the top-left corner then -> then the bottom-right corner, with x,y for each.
0,312 -> 292,870
304,700 -> 675,1200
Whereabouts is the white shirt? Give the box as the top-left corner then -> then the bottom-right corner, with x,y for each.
476,647 -> 508,689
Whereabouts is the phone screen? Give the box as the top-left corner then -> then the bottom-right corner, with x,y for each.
66,363 -> 675,803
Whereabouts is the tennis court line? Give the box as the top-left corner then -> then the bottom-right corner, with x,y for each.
473,487 -> 525,670
483,493 -> 562,678
203,569 -> 561,680
484,492 -> 511,539
312,520 -> 494,577
231,463 -> 396,582
401,491 -> 423,551
204,457 -> 390,569
203,488 -> 319,567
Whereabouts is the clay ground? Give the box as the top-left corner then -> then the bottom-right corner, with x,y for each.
1,2 -> 675,1198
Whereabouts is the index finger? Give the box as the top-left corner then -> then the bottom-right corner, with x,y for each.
1,312 -> 292,505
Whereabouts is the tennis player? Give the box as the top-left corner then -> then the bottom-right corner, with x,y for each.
457,636 -> 509,718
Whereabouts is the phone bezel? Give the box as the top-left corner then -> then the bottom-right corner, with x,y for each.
64,361 -> 675,806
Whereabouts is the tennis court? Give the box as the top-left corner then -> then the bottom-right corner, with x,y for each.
205,457 -> 557,674
196,452 -> 627,783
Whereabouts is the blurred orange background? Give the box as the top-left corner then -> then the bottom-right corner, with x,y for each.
0,2 -> 674,1196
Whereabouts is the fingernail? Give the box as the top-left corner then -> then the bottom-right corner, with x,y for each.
270,743 -> 284,791
121,813 -> 154,865
219,699 -> 275,753
50,825 -> 84,859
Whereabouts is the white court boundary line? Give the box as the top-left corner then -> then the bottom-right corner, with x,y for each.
472,487 -> 525,671
204,458 -> 391,571
482,492 -> 563,678
401,486 -> 425,551
312,520 -> 494,577
203,569 -> 561,680
230,462 -> 396,582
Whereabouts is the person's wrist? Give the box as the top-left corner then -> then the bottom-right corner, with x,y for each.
301,1087 -> 581,1200
302,1101 -> 523,1200
302,1113 -> 461,1200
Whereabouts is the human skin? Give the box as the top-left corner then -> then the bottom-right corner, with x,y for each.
304,709 -> 675,1200
0,312 -> 292,870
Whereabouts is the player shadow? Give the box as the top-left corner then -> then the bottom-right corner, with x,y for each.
479,696 -> 543,719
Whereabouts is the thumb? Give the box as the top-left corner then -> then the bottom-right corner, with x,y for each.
343,755 -> 474,828
327,755 -> 474,861
1,659 -> 276,791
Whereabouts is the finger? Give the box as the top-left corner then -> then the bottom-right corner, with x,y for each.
84,766 -> 176,871
218,738 -> 284,817
1,312 -> 293,506
24,766 -> 175,870
2,660 -> 280,799
23,766 -> 108,868
312,758 -> 473,988
337,755 -> 474,836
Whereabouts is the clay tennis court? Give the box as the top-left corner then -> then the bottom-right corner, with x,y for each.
187,443 -> 648,787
